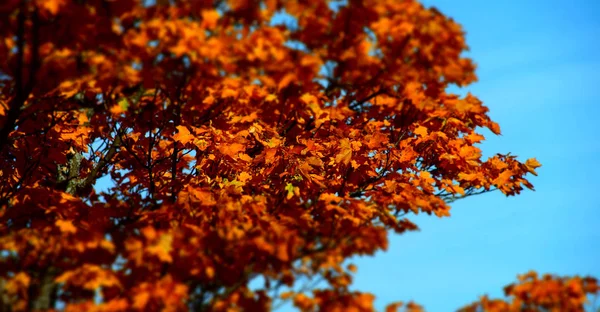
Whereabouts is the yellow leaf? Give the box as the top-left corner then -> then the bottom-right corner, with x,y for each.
285,183 -> 296,200
525,158 -> 542,176
265,94 -> 278,102
118,97 -> 130,111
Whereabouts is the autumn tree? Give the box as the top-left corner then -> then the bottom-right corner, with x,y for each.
459,272 -> 600,312
0,0 -> 593,311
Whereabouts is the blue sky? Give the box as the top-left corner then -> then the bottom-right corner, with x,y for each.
351,0 -> 600,310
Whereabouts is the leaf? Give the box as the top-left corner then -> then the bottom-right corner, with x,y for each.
300,93 -> 318,106
265,94 -> 278,102
238,171 -> 251,183
276,243 -> 289,261
525,158 -> 542,176
221,88 -> 239,99
146,233 -> 174,263
285,183 -> 298,200
56,219 -> 77,234
133,292 -> 150,309
4,272 -> 30,295
218,142 -> 245,158
334,138 -> 353,165
201,10 -> 220,29
414,125 -> 428,137
489,121 -> 501,135
458,172 -> 479,182
37,0 -> 67,16
465,132 -> 485,144
278,73 -> 296,90
205,267 -> 215,279
118,98 -> 130,111
173,125 -> 193,144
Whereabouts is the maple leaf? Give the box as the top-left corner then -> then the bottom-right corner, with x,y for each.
201,10 -> 220,29
414,125 -> 429,137
525,158 -> 542,176
55,220 -> 77,234
335,138 -> 353,165
218,142 -> 245,158
147,233 -> 174,263
285,183 -> 299,200
109,99 -> 128,116
238,171 -> 252,183
173,125 -> 193,144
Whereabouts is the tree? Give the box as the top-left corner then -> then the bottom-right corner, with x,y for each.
0,0 -> 594,311
459,272 -> 600,312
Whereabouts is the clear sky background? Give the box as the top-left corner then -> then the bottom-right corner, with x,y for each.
350,0 -> 600,311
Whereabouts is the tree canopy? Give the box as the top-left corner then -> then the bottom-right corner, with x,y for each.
0,0 -> 596,311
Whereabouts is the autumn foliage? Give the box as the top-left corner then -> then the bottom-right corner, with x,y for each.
0,0 -> 595,311
459,272 -> 600,312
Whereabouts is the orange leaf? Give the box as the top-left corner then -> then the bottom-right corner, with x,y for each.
56,220 -> 77,234
218,143 -> 245,158
414,125 -> 428,137
173,126 -> 193,145
201,10 -> 220,29
334,138 -> 353,165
